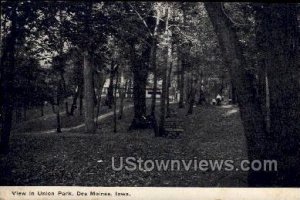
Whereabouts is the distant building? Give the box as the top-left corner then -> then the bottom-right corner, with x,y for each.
100,73 -> 164,98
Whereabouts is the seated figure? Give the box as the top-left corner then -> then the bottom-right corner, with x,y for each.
216,94 -> 222,105
211,98 -> 217,105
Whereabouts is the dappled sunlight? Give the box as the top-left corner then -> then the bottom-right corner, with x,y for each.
223,108 -> 239,117
0,105 -> 248,187
221,104 -> 233,109
2,0 -> 297,189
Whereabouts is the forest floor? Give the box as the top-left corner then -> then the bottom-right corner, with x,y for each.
12,100 -> 133,133
0,103 -> 248,186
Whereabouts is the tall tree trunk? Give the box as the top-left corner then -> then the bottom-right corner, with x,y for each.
51,102 -> 56,114
79,90 -> 83,116
158,54 -> 168,136
129,41 -> 150,129
178,4 -> 188,109
106,61 -> 115,109
127,79 -> 132,98
113,67 -> 119,133
150,44 -> 160,136
150,38 -> 158,116
205,2 -> 267,186
265,74 -> 270,134
150,5 -> 161,116
56,97 -> 61,133
187,78 -> 196,115
83,51 -> 95,133
231,80 -> 237,104
166,43 -> 173,117
70,85 -> 81,116
158,7 -> 171,136
0,4 -> 17,153
119,79 -> 128,120
176,49 -> 181,102
65,101 -> 69,116
255,8 -> 269,133
257,67 -> 270,133
95,73 -> 106,126
131,62 -> 147,126
259,4 -> 300,186
197,70 -> 205,105
178,50 -> 185,108
219,73 -> 224,95
56,81 -> 63,133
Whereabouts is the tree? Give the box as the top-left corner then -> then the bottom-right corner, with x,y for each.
204,2 -> 267,185
128,39 -> 151,129
205,2 -> 300,186
150,3 -> 163,116
255,3 -> 300,186
0,1 -> 38,153
83,51 -> 95,133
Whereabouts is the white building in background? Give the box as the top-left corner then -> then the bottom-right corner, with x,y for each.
100,73 -> 177,99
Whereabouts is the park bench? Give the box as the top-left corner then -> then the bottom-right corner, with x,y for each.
163,118 -> 184,139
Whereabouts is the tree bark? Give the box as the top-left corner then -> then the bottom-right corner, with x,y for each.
129,41 -> 150,130
187,79 -> 196,115
166,43 -> 173,117
178,50 -> 185,108
205,2 -> 267,186
131,61 -> 147,125
79,90 -> 83,116
158,54 -> 167,136
106,61 -> 115,109
197,70 -> 205,105
0,4 -> 17,153
259,4 -> 300,186
113,67 -> 119,133
150,5 -> 161,116
158,7 -> 171,136
119,79 -> 127,120
56,98 -> 61,133
230,80 -> 237,104
65,101 -> 70,116
83,51 -> 95,133
56,82 -> 62,133
150,38 -> 158,116
70,85 -> 82,116
176,48 -> 181,102
95,73 -> 106,126
255,7 -> 269,133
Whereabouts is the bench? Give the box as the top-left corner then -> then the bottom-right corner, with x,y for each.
163,119 -> 184,139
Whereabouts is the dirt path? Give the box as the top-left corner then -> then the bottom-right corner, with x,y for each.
15,104 -> 133,135
1,104 -> 248,186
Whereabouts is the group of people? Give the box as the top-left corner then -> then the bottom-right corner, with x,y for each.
211,94 -> 223,106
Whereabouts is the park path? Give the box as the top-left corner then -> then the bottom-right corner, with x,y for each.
1,103 -> 248,186
17,104 -> 133,135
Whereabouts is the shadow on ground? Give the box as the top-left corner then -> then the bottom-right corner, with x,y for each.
0,104 -> 248,186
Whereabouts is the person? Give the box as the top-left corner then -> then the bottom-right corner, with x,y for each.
211,98 -> 217,105
216,94 -> 222,105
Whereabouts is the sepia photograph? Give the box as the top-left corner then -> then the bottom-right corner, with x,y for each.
0,1 -> 300,198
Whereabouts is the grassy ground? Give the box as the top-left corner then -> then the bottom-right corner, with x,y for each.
12,99 -> 132,133
0,103 -> 248,186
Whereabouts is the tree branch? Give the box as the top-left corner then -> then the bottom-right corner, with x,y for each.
127,3 -> 153,37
